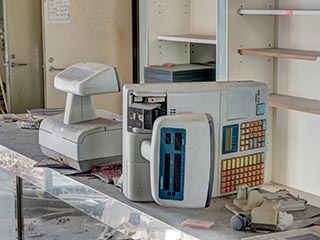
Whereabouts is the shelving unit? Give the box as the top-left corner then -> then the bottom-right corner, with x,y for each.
139,0 -> 217,83
239,48 -> 320,61
269,94 -> 320,115
219,0 -> 320,197
157,34 -> 217,45
239,9 -> 320,16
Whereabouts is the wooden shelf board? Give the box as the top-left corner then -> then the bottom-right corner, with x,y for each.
157,35 -> 217,45
269,94 -> 320,115
239,9 -> 320,16
239,48 -> 320,61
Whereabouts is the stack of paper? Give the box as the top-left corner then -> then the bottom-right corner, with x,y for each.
144,64 -> 216,83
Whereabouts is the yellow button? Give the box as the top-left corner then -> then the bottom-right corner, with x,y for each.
240,146 -> 245,151
227,160 -> 232,170
262,153 -> 265,163
236,158 -> 240,168
253,155 -> 257,165
240,157 -> 244,167
249,156 -> 253,165
241,123 -> 246,129
232,159 -> 236,169
257,154 -> 261,163
222,160 -> 227,171
245,157 -> 249,166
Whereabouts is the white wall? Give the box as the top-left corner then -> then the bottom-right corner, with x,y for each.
42,0 -> 132,115
190,0 -> 216,36
272,0 -> 320,196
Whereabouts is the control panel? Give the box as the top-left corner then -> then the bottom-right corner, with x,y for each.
240,120 -> 266,151
159,128 -> 186,201
220,152 -> 265,194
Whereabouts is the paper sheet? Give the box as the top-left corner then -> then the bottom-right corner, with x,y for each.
48,0 -> 71,22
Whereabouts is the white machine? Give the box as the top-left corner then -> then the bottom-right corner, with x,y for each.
140,113 -> 214,208
39,62 -> 122,171
123,81 -> 268,206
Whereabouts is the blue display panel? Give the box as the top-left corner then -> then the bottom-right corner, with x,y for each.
159,128 -> 186,201
222,124 -> 239,154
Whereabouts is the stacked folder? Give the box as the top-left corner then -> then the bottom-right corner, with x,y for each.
144,64 -> 216,83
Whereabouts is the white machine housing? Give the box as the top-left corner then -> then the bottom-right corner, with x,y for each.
123,81 -> 268,202
140,113 -> 214,208
55,62 -> 120,125
39,110 -> 122,171
39,62 -> 122,171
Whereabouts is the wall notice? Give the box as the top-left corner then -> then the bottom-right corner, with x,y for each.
48,0 -> 71,22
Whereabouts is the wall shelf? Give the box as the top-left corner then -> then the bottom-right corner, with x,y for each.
239,9 -> 320,16
239,48 -> 320,61
157,35 -> 217,45
269,94 -> 320,115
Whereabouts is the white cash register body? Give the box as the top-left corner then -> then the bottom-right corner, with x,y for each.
123,81 -> 268,204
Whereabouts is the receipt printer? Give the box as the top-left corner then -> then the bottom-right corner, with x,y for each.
39,62 -> 122,171
123,81 -> 268,205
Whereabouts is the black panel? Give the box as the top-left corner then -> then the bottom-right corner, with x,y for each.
174,154 -> 181,192
164,154 -> 170,191
175,133 -> 182,151
165,133 -> 171,144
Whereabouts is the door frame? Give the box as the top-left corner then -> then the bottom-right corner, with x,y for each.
2,0 -> 44,113
2,0 -> 11,111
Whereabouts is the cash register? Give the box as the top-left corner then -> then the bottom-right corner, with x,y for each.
39,62 -> 122,171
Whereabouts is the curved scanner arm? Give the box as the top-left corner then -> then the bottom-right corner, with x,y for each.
140,113 -> 215,208
54,62 -> 121,125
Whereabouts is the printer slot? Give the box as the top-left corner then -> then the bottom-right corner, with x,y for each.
127,102 -> 167,132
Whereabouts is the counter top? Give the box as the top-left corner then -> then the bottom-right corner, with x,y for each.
0,123 -> 264,240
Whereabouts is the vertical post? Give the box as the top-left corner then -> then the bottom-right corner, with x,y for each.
217,0 -> 228,81
16,176 -> 23,240
132,0 -> 140,83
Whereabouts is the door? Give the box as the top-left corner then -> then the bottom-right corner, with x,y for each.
3,0 -> 43,113
42,0 -> 132,115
